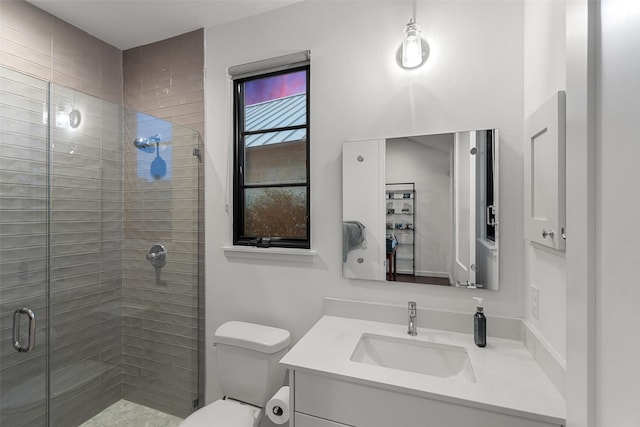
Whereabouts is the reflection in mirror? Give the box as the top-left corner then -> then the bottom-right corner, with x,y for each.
342,130 -> 499,290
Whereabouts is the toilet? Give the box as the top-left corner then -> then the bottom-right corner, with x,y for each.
180,321 -> 291,427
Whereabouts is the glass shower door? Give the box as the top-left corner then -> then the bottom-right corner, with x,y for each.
0,66 -> 49,426
1,64 -> 202,426
47,83 -> 126,427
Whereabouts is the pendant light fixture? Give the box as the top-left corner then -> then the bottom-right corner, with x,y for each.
402,17 -> 423,68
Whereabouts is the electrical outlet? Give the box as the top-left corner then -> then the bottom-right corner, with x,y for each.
531,285 -> 540,319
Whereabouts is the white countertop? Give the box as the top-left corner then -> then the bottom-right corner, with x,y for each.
280,315 -> 565,425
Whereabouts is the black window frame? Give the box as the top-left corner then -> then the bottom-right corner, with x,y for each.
232,65 -> 311,249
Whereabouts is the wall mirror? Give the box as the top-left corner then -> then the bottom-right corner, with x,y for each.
342,129 -> 499,290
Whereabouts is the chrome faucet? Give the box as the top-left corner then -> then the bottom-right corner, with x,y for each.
408,301 -> 417,336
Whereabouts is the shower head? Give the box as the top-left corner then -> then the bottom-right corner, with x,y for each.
133,134 -> 161,153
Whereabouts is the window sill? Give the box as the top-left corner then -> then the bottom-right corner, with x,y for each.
222,245 -> 317,263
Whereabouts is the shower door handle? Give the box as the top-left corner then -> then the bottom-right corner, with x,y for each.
13,307 -> 36,353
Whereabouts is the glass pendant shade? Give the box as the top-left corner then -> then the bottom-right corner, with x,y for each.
402,18 -> 423,68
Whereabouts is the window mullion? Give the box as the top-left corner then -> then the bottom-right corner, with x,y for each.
242,124 -> 307,137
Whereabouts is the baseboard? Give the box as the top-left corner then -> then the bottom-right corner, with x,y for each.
414,270 -> 449,278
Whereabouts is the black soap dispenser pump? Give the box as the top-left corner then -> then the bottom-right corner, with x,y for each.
473,297 -> 486,347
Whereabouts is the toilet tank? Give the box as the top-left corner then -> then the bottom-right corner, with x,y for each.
214,321 -> 291,408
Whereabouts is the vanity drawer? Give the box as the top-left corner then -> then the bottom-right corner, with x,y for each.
294,371 -> 562,427
295,413 -> 350,427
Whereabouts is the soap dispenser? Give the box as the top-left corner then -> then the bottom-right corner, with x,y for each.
472,297 -> 486,347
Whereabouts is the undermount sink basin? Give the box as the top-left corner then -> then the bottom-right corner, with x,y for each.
350,333 -> 476,382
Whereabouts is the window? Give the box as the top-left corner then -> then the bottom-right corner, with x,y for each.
233,66 -> 310,249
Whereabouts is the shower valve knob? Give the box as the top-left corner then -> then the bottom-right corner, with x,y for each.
146,244 -> 167,269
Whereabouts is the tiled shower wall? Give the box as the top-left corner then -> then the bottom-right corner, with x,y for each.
120,115 -> 200,417
122,30 -> 204,135
121,30 -> 204,418
1,1 -> 124,425
0,0 -> 122,104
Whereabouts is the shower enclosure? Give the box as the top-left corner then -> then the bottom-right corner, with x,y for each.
0,66 -> 203,426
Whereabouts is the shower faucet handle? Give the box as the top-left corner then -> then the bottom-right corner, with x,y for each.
146,244 -> 167,269
146,252 -> 163,262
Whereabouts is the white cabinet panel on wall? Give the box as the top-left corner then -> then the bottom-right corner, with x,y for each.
524,91 -> 566,250
342,139 -> 385,280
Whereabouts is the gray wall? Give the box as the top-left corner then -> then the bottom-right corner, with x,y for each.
123,30 -> 204,135
0,0 -> 122,104
119,113 -> 201,417
120,29 -> 204,418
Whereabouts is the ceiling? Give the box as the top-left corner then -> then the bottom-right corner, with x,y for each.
26,0 -> 302,50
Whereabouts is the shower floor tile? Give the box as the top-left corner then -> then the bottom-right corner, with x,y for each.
79,399 -> 183,427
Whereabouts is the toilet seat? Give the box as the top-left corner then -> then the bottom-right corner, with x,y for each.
179,399 -> 262,427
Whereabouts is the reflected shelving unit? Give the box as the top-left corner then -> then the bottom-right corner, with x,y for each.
386,182 -> 415,277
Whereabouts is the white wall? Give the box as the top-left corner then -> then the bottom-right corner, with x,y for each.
596,0 -> 640,424
565,0 -> 596,423
386,136 -> 452,277
523,0 -> 567,364
204,0 -> 524,403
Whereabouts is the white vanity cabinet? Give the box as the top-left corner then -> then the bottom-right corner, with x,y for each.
290,370 -> 563,427
281,316 -> 566,427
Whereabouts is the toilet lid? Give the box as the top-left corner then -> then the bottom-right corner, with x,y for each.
180,400 -> 261,427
